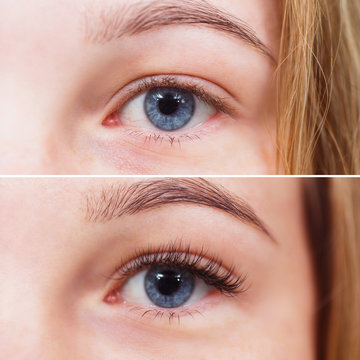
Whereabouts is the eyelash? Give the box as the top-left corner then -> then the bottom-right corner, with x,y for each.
105,243 -> 248,313
102,75 -> 234,146
122,129 -> 204,147
120,76 -> 233,115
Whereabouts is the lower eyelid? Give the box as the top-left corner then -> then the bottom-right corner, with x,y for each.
101,112 -> 229,151
105,289 -> 224,325
92,294 -> 243,339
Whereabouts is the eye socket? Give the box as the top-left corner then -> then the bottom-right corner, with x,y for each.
119,86 -> 216,132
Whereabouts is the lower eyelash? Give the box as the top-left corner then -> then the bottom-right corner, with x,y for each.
125,129 -> 203,147
129,306 -> 204,325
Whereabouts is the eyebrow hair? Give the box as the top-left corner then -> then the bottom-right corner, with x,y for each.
84,0 -> 276,63
85,178 -> 273,239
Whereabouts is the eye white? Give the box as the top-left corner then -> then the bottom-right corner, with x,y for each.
121,269 -> 210,307
120,90 -> 216,131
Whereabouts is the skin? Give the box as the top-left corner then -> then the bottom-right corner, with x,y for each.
0,0 -> 281,174
0,178 -> 315,359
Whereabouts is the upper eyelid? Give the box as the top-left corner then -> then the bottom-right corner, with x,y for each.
103,74 -> 238,117
127,78 -> 233,115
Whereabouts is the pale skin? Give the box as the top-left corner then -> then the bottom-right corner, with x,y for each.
0,178 -> 315,359
0,0 -> 281,174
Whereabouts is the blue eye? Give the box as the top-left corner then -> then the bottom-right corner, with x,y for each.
144,87 -> 195,131
144,265 -> 195,308
121,263 -> 209,309
119,83 -> 217,133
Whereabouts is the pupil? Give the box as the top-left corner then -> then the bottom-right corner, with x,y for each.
145,265 -> 195,308
158,94 -> 180,115
156,270 -> 181,296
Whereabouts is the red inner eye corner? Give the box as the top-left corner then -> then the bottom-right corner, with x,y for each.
102,113 -> 120,128
104,289 -> 120,304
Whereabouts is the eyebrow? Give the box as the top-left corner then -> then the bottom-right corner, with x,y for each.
84,178 -> 273,240
84,0 -> 276,63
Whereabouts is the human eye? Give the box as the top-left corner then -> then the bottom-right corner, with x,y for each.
103,243 -> 247,323
102,75 -> 234,146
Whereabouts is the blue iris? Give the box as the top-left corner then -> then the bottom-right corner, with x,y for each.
144,87 -> 195,131
144,265 -> 195,308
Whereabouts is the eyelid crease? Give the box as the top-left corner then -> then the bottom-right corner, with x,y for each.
109,241 -> 249,297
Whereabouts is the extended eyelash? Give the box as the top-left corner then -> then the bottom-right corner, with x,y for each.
112,242 -> 248,296
121,75 -> 234,116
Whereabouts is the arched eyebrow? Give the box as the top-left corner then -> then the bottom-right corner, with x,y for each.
83,0 -> 276,63
84,178 -> 274,241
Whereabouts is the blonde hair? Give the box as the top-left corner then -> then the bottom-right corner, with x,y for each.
277,0 -> 360,174
304,179 -> 360,359
306,180 -> 360,359
327,179 -> 360,359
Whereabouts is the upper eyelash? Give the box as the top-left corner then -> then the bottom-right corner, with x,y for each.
111,242 -> 248,296
116,75 -> 235,116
